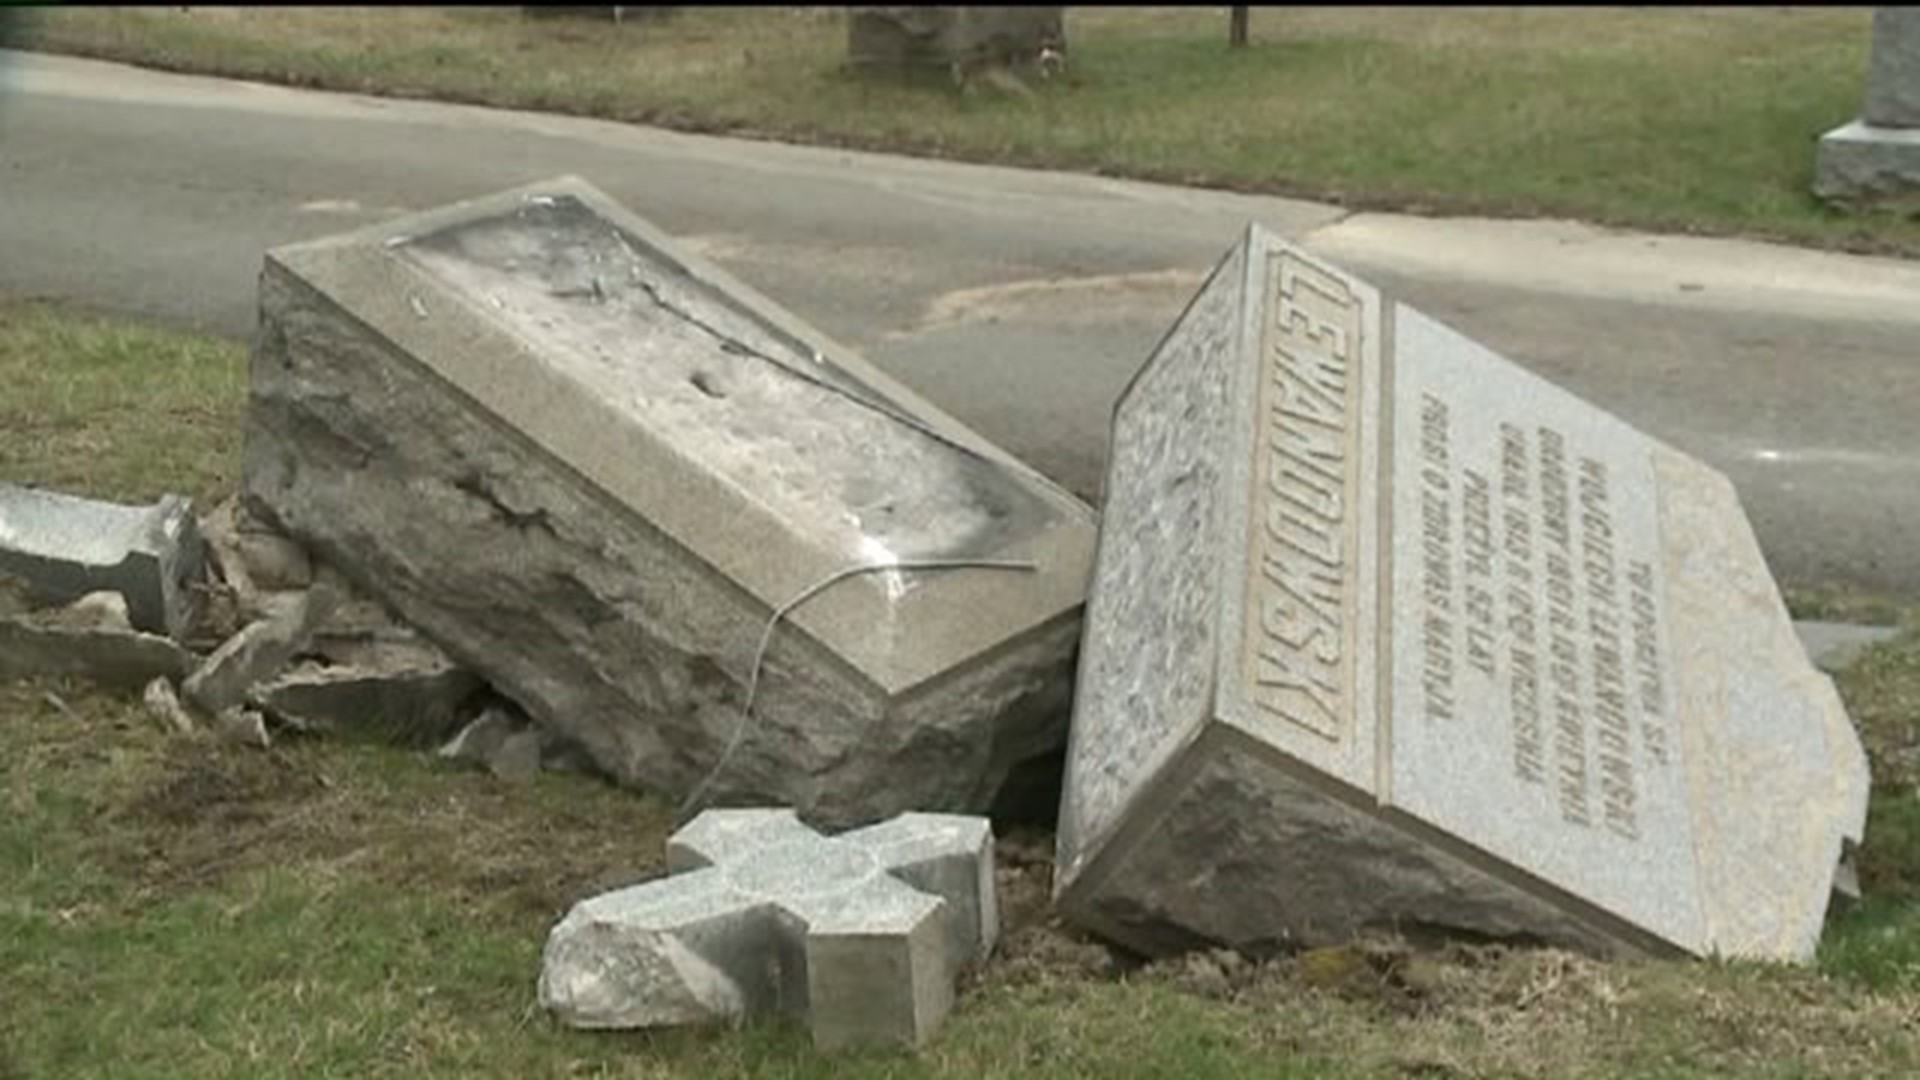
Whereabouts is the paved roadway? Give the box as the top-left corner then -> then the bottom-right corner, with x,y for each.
6,51 -> 1920,593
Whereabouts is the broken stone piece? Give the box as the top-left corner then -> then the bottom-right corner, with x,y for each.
0,483 -> 205,640
233,564 -> 481,741
199,495 -> 259,602
183,582 -> 339,716
540,808 -> 997,1049
142,676 -> 196,735
438,703 -> 584,780
0,571 -> 31,618
0,591 -> 191,688
242,176 -> 1094,827
213,706 -> 272,749
46,589 -> 137,631
1054,228 -> 1870,965
202,495 -> 313,595
251,616 -> 480,741
490,729 -> 543,783
438,704 -> 523,769
252,647 -> 479,742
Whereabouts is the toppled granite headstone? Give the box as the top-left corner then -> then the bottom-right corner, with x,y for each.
1053,228 -> 1870,964
0,483 -> 205,639
0,590 -> 192,688
540,808 -> 996,1049
1816,7 -> 1920,209
241,176 -> 1095,827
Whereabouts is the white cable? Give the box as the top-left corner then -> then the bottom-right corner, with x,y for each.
674,556 -> 1040,822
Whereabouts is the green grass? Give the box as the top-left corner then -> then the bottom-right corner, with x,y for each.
1781,582 -> 1910,628
3,299 -> 1920,1076
0,301 -> 246,506
17,6 -> 1920,257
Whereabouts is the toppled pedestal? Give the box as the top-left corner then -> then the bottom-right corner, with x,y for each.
540,808 -> 997,1049
0,483 -> 204,639
1054,228 -> 1870,964
242,176 -> 1095,827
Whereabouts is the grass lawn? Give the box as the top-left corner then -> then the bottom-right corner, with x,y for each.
17,6 -> 1920,258
4,298 -> 1920,1077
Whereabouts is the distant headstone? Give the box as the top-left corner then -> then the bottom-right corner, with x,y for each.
848,6 -> 1064,72
1866,6 -> 1920,127
0,484 -> 204,641
521,6 -> 676,22
242,176 -> 1095,828
1053,227 -> 1871,963
540,808 -> 996,1049
1816,8 -> 1920,208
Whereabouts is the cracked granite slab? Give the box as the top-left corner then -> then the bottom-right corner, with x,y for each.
1054,227 -> 1871,964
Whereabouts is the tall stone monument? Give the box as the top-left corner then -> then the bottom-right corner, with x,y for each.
1816,7 -> 1920,208
242,177 -> 1096,828
1054,226 -> 1870,963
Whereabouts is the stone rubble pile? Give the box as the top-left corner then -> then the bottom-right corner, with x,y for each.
1,485 -> 586,775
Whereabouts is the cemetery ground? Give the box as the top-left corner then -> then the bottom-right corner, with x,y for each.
2,308 -> 1919,1077
22,6 -> 1920,260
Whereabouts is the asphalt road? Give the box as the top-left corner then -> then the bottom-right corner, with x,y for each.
6,51 -> 1920,594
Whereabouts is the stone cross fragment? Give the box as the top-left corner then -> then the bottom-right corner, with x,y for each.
0,483 -> 204,640
539,808 -> 998,1050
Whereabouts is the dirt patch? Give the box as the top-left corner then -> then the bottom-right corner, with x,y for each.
969,827 -> 1127,990
105,739 -> 342,896
81,721 -> 671,922
89,720 -> 1102,941
121,742 -> 329,828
